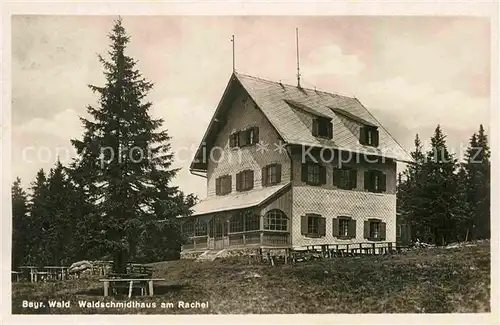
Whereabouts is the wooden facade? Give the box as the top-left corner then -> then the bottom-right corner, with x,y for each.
182,73 -> 409,253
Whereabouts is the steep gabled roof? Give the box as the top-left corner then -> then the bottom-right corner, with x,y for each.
190,72 -> 412,171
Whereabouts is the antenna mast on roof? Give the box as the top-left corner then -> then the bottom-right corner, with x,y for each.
296,27 -> 301,88
231,35 -> 235,72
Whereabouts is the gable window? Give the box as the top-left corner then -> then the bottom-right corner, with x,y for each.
333,217 -> 356,239
301,214 -> 326,238
264,209 -> 288,231
236,170 -> 254,192
229,133 -> 239,148
364,170 -> 386,193
215,175 -> 232,196
360,126 -> 379,147
262,163 -> 282,186
301,163 -> 326,186
364,219 -> 386,241
235,127 -> 259,147
312,117 -> 333,139
333,167 -> 357,190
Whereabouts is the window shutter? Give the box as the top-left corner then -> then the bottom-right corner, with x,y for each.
261,166 -> 267,186
301,215 -> 308,235
301,164 -> 308,182
380,222 -> 386,240
332,218 -> 339,238
253,127 -> 259,144
333,169 -> 340,187
379,172 -> 387,192
248,170 -> 254,190
350,169 -> 358,189
236,173 -> 241,191
319,165 -> 326,185
327,122 -> 333,139
215,178 -> 221,195
348,219 -> 357,238
228,176 -> 232,193
364,171 -> 372,191
364,220 -> 370,239
312,119 -> 319,137
276,164 -> 282,183
359,127 -> 367,144
373,130 -> 379,147
319,217 -> 326,237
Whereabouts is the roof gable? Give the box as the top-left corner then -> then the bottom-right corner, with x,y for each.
190,72 -> 412,171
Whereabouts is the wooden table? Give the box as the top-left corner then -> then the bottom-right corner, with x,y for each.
99,278 -> 165,298
19,266 -> 38,283
11,271 -> 22,282
44,266 -> 69,280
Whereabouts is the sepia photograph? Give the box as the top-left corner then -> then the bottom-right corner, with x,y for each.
2,4 -> 497,322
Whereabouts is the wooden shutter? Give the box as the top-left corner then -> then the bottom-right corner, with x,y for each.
261,166 -> 268,187
327,122 -> 333,139
276,164 -> 282,183
248,170 -> 254,190
332,218 -> 339,238
333,169 -> 340,187
319,217 -> 326,237
236,172 -> 241,191
319,165 -> 326,185
312,119 -> 319,137
348,219 -> 357,239
227,176 -> 232,194
364,220 -> 370,239
380,222 -> 386,240
373,129 -> 379,147
359,127 -> 367,144
350,169 -> 358,189
253,127 -> 259,144
301,164 -> 308,182
301,215 -> 308,235
229,133 -> 236,147
364,171 -> 372,191
379,172 -> 387,192
215,177 -> 221,195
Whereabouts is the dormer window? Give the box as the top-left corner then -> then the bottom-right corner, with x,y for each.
360,126 -> 379,147
312,117 -> 333,139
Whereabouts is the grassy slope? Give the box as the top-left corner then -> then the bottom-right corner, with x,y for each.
12,241 -> 490,314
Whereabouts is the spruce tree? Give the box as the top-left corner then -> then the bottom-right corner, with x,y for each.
71,18 -> 186,273
12,177 -> 28,268
27,169 -> 50,265
465,125 -> 490,239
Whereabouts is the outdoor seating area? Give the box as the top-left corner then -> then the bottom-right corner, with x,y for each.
13,265 -> 69,283
99,262 -> 162,298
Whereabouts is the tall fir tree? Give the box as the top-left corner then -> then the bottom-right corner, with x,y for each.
12,177 -> 28,268
27,169 -> 50,265
465,125 -> 490,239
70,18 -> 187,272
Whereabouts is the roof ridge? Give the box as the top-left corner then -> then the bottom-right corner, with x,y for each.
234,71 -> 355,100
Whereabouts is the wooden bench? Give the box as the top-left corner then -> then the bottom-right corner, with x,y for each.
99,278 -> 165,298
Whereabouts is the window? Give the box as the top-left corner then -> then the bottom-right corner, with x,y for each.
360,126 -> 379,147
301,163 -> 326,186
194,220 -> 207,236
333,168 -> 357,190
264,209 -> 288,231
364,170 -> 386,193
364,219 -> 386,241
229,213 -> 244,233
232,127 -> 259,148
312,117 -> 333,139
262,164 -> 282,186
182,220 -> 195,237
236,170 -> 254,191
301,214 -> 326,238
215,175 -> 232,195
242,209 -> 260,231
230,133 -> 239,148
333,217 -> 356,239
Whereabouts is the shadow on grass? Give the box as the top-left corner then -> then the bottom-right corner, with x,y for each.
75,284 -> 185,297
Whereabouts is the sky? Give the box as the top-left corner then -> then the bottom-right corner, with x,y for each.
11,15 -> 491,198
